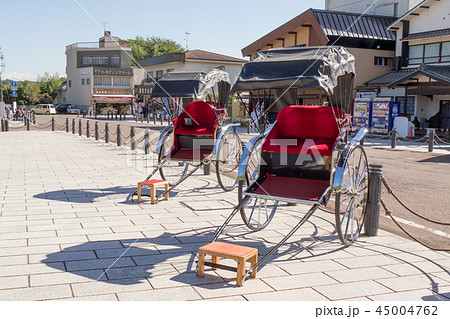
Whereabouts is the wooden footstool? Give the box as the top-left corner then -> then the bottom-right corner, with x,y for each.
137,180 -> 169,204
197,242 -> 258,286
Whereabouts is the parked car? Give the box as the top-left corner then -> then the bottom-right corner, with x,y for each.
30,104 -> 56,115
55,104 -> 71,114
67,105 -> 80,114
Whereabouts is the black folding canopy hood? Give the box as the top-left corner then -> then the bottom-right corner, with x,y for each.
150,69 -> 231,107
232,46 -> 356,113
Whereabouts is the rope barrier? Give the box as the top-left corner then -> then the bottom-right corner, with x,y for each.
433,138 -> 450,151
434,133 -> 450,145
395,136 -> 429,148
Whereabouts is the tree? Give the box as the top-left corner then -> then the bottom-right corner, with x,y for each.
37,72 -> 66,101
128,36 -> 184,65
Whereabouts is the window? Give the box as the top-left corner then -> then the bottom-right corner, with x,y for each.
146,71 -> 154,81
93,76 -> 112,86
374,56 -> 394,67
395,96 -> 415,115
113,77 -> 131,87
82,56 -> 108,65
86,78 -> 90,85
111,56 -> 120,65
81,79 -> 85,85
156,70 -> 163,79
409,41 -> 450,65
166,68 -> 174,74
68,80 -> 72,88
216,65 -> 225,71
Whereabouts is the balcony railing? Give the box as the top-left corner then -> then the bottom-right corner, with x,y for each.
66,41 -> 131,52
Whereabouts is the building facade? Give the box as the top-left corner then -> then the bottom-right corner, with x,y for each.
325,0 -> 423,17
65,32 -> 134,114
241,9 -> 397,104
135,50 -> 247,102
366,0 -> 450,128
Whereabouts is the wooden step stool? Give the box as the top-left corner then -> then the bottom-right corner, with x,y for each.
197,242 -> 258,286
137,180 -> 169,204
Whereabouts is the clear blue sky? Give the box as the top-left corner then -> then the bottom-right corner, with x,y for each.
0,0 -> 325,81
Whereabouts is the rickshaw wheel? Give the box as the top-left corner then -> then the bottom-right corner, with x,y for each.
238,137 -> 276,231
335,145 -> 369,246
216,131 -> 243,191
158,131 -> 189,186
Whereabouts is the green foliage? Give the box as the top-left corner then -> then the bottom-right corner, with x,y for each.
1,73 -> 66,105
128,36 -> 184,65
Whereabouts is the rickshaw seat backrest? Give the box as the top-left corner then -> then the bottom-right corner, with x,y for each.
177,101 -> 218,128
276,105 -> 343,140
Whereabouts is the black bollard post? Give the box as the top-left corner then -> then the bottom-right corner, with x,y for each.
1,118 -> 4,131
428,129 -> 434,153
203,162 -> 211,175
105,123 -> 109,143
146,114 -> 149,123
160,113 -> 163,125
86,120 -> 90,138
364,163 -> 383,236
51,117 -> 55,131
390,128 -> 396,149
5,120 -> 9,132
27,117 -> 30,131
95,121 -> 99,141
32,113 -> 36,125
153,113 -> 156,124
115,113 -> 118,121
117,124 -> 121,147
130,126 -> 135,151
144,128 -> 150,155
65,118 -> 69,133
107,112 -> 110,119
247,119 -> 250,134
72,118 -> 75,134
79,119 -> 82,136
141,114 -> 143,123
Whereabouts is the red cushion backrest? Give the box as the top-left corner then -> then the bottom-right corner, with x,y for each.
180,101 -> 218,128
276,105 -> 344,140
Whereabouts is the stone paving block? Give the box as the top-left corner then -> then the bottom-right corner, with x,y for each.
200,295 -> 248,301
192,279 -> 274,299
71,278 -> 153,297
0,255 -> 28,266
27,223 -> 82,232
334,254 -> 403,269
28,235 -> 88,246
369,288 -> 449,301
0,225 -> 27,233
59,293 -> 119,301
0,244 -> 60,257
87,232 -> 144,242
104,264 -> 173,281
244,287 -> 329,301
60,240 -> 124,252
117,285 -> 200,301
149,270 -> 226,289
65,257 -> 136,272
0,275 -> 29,290
375,274 -> 449,292
29,250 -> 97,264
262,272 -> 338,291
0,239 -> 27,248
0,262 -> 65,277
133,252 -> 194,266
314,280 -> 393,301
56,227 -> 114,237
0,284 -> 73,301
30,270 -> 107,286
95,246 -> 160,259
380,260 -> 449,277
277,259 -> 347,275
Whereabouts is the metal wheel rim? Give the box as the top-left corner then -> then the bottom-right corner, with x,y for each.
158,132 -> 188,186
216,131 -> 242,191
335,145 -> 368,245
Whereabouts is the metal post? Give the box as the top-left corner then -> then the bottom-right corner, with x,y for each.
203,162 -> 211,175
247,119 -> 250,134
153,113 -> 156,124
72,118 -> 75,134
32,113 -> 35,125
364,163 -> 383,236
95,121 -> 99,140
79,119 -> 82,136
65,118 -> 69,133
5,119 -> 9,131
117,124 -> 121,146
105,123 -> 109,143
27,117 -> 30,131
86,120 -> 90,138
428,128 -> 434,153
160,113 -> 163,125
141,114 -> 143,123
115,113 -> 118,121
391,128 -> 396,149
146,114 -> 149,123
144,128 -> 150,154
51,117 -> 55,131
130,126 -> 135,151
1,118 -> 4,131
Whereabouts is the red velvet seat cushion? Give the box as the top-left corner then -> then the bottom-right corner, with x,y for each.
175,127 -> 216,136
262,105 -> 345,157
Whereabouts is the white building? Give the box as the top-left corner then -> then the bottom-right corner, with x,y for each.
65,31 -> 134,114
365,0 -> 450,129
325,0 -> 424,17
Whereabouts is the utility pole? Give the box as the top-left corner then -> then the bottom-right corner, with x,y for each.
185,32 -> 191,51
0,47 -> 5,103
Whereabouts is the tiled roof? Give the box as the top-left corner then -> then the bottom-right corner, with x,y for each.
367,65 -> 450,86
402,28 -> 450,41
312,9 -> 396,41
185,50 -> 247,63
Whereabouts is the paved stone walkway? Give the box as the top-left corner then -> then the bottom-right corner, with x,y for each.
0,131 -> 448,301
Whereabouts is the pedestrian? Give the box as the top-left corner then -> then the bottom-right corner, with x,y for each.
5,105 -> 11,120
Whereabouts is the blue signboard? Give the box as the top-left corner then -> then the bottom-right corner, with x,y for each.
11,91 -> 18,97
11,81 -> 17,88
